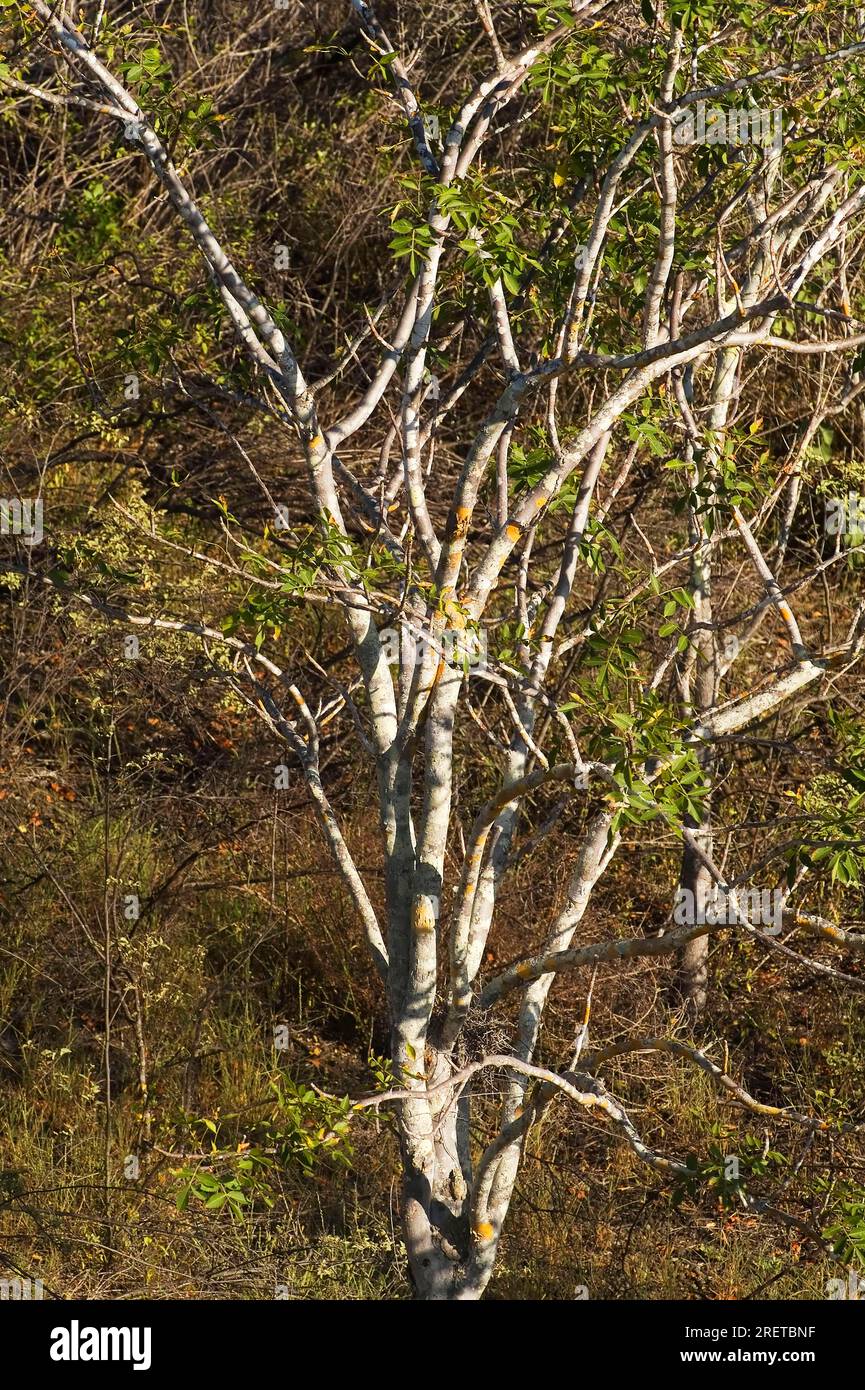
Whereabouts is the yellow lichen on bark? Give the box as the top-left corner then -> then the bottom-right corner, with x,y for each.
412,899 -> 437,934
442,596 -> 468,630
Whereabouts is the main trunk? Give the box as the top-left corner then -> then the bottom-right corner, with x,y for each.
397,1047 -> 490,1300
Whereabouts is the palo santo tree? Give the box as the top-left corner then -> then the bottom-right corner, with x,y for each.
5,0 -> 865,1298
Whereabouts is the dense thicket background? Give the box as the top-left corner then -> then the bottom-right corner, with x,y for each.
1,0 -> 864,1299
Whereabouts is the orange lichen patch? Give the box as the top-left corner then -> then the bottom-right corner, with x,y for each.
515,962 -> 533,979
474,1221 -> 495,1242
442,597 -> 468,630
506,523 -> 521,542
534,494 -> 548,509
412,900 -> 437,934
309,432 -> 325,451
453,505 -> 471,538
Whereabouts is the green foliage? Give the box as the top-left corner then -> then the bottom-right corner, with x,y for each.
175,1075 -> 355,1217
388,213 -> 437,276
621,396 -> 675,459
529,1 -> 586,30
828,710 -> 865,796
668,0 -> 718,33
440,181 -> 541,294
786,734 -> 865,887
119,44 -> 172,94
507,439 -> 570,507
494,619 -> 529,667
658,586 -> 698,643
48,536 -> 142,590
673,1130 -> 786,1211
389,172 -> 542,294
57,181 -> 124,260
367,1052 -> 397,1092
563,680 -> 708,830
176,1148 -> 275,1217
576,517 -> 625,576
667,429 -> 760,534
221,524 -> 404,649
823,1186 -> 865,1268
